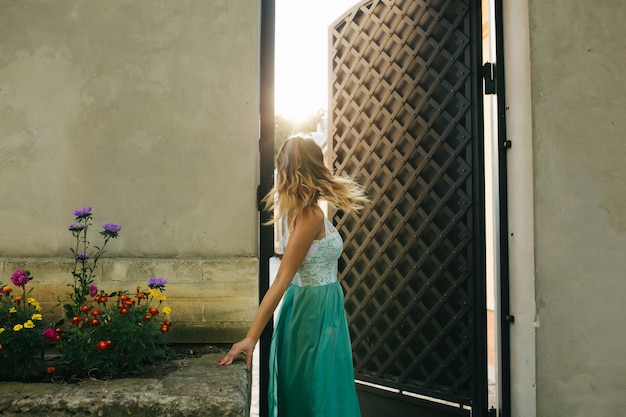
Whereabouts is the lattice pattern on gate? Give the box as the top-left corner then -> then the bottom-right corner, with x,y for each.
329,0 -> 476,404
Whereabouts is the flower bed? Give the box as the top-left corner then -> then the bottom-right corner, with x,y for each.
0,207 -> 175,382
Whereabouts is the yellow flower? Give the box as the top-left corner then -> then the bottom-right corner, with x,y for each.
13,324 -> 23,331
149,289 -> 159,297
33,302 -> 42,311
27,297 -> 36,304
23,320 -> 35,329
159,296 -> 167,302
31,313 -> 43,321
162,306 -> 172,315
0,328 -> 5,334
9,307 -> 17,313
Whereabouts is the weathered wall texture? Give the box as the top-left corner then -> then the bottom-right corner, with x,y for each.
507,1 -> 626,416
0,0 -> 260,342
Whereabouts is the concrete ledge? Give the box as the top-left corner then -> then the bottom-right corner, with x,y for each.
0,353 -> 250,417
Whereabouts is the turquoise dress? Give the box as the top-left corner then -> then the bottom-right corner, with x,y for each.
269,217 -> 361,417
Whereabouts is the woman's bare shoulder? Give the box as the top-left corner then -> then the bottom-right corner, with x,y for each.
294,205 -> 325,237
301,204 -> 324,220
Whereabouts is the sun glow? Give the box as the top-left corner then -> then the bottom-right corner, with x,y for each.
275,0 -> 358,122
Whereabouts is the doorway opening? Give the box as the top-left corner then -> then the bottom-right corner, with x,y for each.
257,1 -> 508,416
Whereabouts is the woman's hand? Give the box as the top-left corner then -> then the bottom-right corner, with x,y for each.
218,337 -> 256,371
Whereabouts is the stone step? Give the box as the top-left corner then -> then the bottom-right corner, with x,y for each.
0,353 -> 250,417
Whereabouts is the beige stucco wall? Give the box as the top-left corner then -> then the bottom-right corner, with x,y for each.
0,0 -> 260,342
506,0 -> 626,416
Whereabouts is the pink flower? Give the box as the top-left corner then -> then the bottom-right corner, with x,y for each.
89,284 -> 99,297
10,269 -> 29,287
42,328 -> 57,342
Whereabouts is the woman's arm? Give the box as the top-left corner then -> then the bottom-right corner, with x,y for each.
218,205 -> 325,370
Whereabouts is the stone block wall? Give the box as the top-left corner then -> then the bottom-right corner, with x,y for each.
1,257 -> 258,342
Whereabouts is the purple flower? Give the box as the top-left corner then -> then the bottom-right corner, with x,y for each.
42,328 -> 57,342
73,206 -> 92,218
102,223 -> 121,233
89,284 -> 99,297
148,277 -> 167,289
10,269 -> 30,287
69,223 -> 86,232
75,253 -> 90,261
101,222 -> 122,239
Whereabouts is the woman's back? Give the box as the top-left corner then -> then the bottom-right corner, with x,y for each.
286,217 -> 343,287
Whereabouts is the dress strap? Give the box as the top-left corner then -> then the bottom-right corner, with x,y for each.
323,217 -> 338,235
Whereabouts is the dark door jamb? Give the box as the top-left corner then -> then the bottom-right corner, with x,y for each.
259,2 -> 275,417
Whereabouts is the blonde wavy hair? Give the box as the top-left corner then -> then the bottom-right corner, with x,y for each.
262,136 -> 368,229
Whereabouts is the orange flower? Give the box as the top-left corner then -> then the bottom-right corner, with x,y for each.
80,305 -> 91,313
96,340 -> 108,351
148,307 -> 159,316
160,325 -> 170,333
47,367 -> 55,374
14,295 -> 22,302
95,295 -> 108,304
2,286 -> 12,293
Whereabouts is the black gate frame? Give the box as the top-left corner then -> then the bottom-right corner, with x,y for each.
493,0 -> 512,415
327,1 -> 486,416
258,2 -> 275,417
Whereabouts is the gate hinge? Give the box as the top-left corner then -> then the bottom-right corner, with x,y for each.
482,62 -> 496,95
487,406 -> 497,417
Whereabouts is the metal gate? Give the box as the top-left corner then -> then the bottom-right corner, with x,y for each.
328,1 -> 488,416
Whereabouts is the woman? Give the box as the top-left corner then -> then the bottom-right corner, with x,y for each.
219,136 -> 367,416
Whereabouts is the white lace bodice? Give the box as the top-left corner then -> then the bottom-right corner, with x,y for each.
283,217 -> 343,287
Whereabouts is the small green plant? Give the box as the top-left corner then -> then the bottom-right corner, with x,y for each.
0,270 -> 55,380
